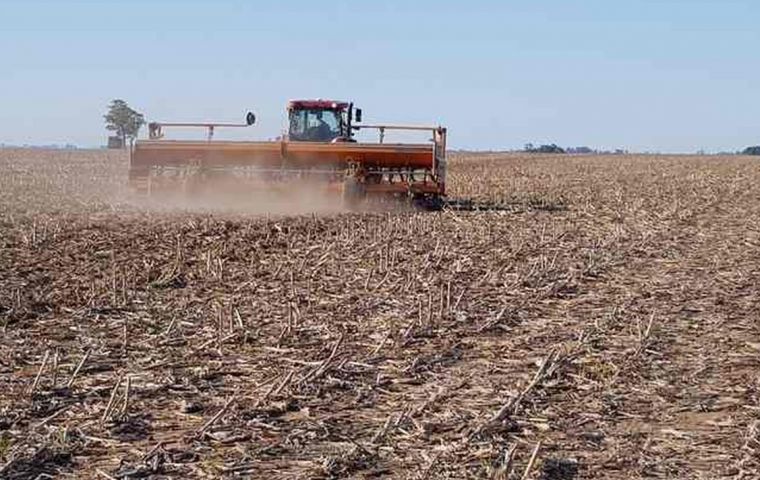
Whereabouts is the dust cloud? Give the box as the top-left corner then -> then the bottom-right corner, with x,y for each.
128,176 -> 351,215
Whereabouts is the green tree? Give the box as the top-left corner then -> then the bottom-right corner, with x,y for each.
104,99 -> 145,148
742,146 -> 760,155
539,144 -> 565,154
524,143 -> 567,154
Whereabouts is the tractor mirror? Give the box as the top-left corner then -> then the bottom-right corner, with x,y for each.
246,112 -> 256,126
355,108 -> 362,122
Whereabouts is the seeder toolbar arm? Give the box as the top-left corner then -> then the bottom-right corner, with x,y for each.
353,124 -> 445,144
148,112 -> 256,141
355,124 -> 441,131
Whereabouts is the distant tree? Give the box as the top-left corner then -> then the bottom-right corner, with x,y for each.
536,144 -> 565,154
104,99 -> 145,148
524,143 -> 565,154
742,146 -> 760,155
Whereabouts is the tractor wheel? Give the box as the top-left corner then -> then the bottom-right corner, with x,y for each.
412,195 -> 444,211
343,176 -> 365,210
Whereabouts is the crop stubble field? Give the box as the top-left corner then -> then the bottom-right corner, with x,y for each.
0,149 -> 759,479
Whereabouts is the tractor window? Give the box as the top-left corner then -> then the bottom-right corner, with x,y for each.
289,109 -> 342,141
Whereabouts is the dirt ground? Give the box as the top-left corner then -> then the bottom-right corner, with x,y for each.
1,148 -> 759,479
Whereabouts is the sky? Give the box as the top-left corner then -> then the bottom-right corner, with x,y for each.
0,0 -> 758,152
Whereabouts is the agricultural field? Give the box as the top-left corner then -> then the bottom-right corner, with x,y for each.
1,148 -> 759,479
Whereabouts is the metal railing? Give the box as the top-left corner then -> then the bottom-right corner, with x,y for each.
353,124 -> 444,144
147,112 -> 256,141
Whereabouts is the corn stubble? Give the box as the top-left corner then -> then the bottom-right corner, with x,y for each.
1,148 -> 759,479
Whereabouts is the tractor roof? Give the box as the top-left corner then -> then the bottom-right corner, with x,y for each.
288,99 -> 349,111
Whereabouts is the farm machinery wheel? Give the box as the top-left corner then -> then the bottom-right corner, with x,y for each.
342,175 -> 366,210
342,162 -> 366,210
411,194 -> 444,211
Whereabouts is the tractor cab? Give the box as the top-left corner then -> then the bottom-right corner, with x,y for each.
287,100 -> 361,142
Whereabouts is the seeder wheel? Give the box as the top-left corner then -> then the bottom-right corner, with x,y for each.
342,175 -> 366,210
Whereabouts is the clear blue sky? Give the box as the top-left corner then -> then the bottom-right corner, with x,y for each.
1,0 -> 758,152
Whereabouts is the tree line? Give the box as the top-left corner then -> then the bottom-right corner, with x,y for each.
523,143 -> 627,155
524,142 -> 760,155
